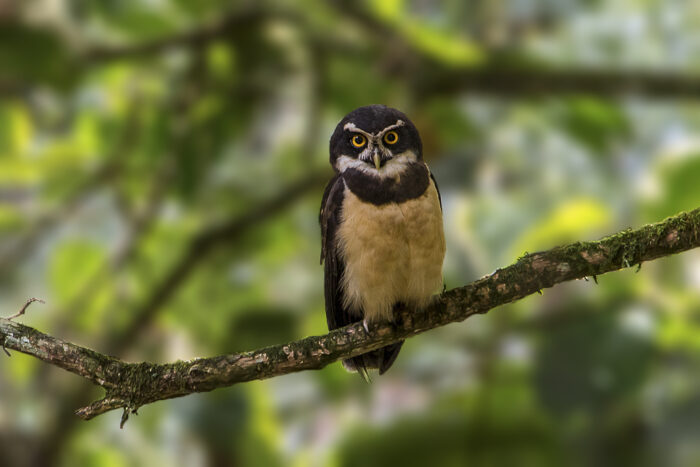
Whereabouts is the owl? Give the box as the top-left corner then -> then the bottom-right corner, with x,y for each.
320,105 -> 445,377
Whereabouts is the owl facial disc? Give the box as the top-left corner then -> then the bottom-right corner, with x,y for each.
343,120 -> 406,169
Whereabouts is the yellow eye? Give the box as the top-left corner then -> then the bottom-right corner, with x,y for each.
384,131 -> 399,145
351,134 -> 366,148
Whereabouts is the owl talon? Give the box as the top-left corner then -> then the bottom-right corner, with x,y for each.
362,319 -> 370,334
390,302 -> 409,329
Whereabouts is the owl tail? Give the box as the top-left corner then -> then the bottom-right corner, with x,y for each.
342,340 -> 404,379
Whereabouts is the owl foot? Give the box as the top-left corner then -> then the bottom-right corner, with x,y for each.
390,302 -> 409,329
390,313 -> 404,329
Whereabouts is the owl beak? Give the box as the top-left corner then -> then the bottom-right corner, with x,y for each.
373,152 -> 381,170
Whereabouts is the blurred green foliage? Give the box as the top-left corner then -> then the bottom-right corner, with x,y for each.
1,1 -> 700,466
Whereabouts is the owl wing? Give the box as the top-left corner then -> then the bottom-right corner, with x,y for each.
319,174 -> 351,330
430,171 -> 442,211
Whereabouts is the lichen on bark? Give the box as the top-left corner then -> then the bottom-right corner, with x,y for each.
1,207 -> 699,425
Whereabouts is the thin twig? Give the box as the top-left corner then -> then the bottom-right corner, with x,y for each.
6,298 -> 44,321
3,297 -> 44,356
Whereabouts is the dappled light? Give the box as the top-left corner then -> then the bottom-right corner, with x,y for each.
2,1 -> 700,466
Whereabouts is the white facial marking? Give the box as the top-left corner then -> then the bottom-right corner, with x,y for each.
379,151 -> 418,178
340,119 -> 410,172
344,120 -> 405,145
343,122 -> 374,139
336,155 -> 373,175
336,150 -> 418,179
377,120 -> 405,139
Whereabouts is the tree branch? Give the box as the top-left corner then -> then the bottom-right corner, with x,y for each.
329,0 -> 700,99
414,67 -> 700,99
83,8 -> 282,62
2,207 -> 699,426
107,169 -> 328,354
78,1 -> 700,100
0,161 -> 121,278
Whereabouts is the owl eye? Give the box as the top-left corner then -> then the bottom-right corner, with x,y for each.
351,134 -> 366,148
383,131 -> 399,145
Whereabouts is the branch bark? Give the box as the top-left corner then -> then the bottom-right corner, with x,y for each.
2,207 -> 699,426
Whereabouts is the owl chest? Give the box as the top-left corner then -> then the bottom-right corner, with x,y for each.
336,183 -> 445,321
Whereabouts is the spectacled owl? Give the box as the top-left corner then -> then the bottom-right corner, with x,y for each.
320,105 -> 446,377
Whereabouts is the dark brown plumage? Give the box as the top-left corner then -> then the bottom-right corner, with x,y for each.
320,105 -> 445,376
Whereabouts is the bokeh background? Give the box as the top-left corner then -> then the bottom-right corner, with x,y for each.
2,0 -> 700,466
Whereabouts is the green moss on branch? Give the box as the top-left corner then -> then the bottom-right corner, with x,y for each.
2,207 -> 700,425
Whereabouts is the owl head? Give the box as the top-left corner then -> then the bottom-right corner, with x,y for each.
329,105 -> 423,175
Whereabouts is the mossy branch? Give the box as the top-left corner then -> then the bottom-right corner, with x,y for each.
2,208 -> 700,427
